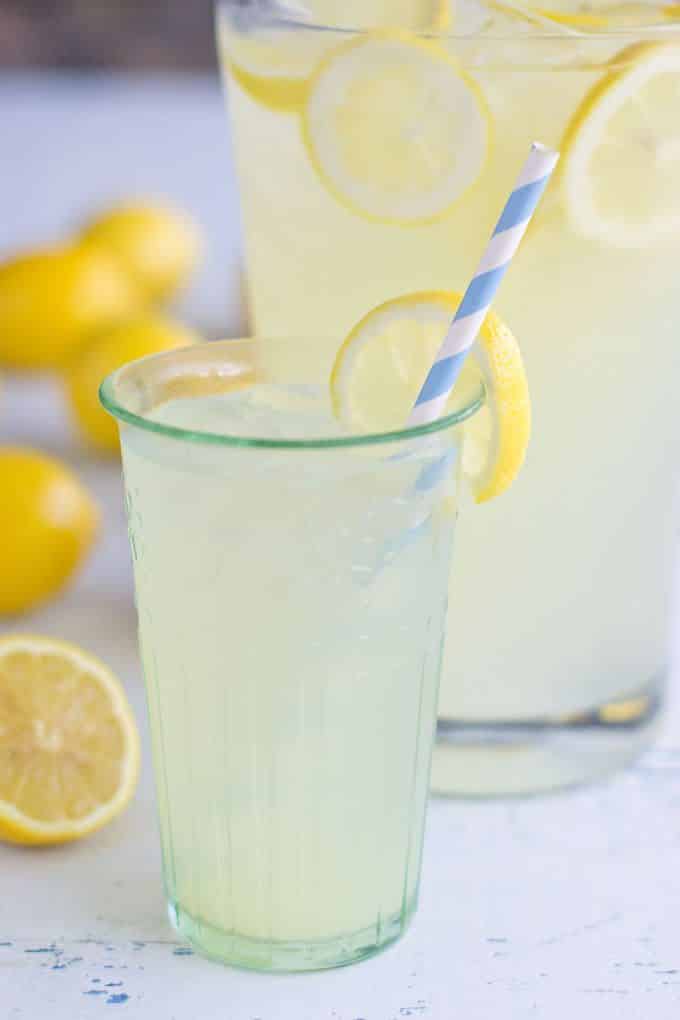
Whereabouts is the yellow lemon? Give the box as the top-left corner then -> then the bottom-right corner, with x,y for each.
0,246 -> 139,371
80,202 -> 202,303
0,447 -> 99,615
330,291 -> 530,502
64,315 -> 200,455
0,634 -> 139,846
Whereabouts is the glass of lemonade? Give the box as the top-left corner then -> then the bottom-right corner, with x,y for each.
101,337 -> 483,970
217,0 -> 680,794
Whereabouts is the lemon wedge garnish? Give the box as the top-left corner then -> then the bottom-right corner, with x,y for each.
302,32 -> 490,225
330,291 -> 530,502
0,635 -> 140,846
561,41 -> 680,248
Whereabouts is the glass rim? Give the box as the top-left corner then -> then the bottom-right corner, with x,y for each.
216,0 -> 680,43
99,340 -> 486,452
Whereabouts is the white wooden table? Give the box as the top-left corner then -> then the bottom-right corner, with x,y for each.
1,74 -> 680,1020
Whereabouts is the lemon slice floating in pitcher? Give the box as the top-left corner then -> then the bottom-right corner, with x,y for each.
561,42 -> 680,248
0,635 -> 140,846
220,2 -> 451,114
525,2 -> 680,29
303,33 -> 490,225
219,17 -> 322,114
330,291 -> 530,502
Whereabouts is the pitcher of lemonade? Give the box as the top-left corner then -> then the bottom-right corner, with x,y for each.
217,0 -> 680,794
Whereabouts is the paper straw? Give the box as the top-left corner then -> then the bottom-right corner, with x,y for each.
408,142 -> 559,428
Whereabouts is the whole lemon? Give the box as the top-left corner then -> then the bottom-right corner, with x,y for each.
80,202 -> 202,303
64,315 -> 200,454
0,245 -> 140,371
0,447 -> 99,615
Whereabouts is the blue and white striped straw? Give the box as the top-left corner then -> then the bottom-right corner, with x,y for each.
408,142 -> 559,428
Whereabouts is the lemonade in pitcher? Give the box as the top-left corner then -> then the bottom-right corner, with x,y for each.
218,0 -> 680,793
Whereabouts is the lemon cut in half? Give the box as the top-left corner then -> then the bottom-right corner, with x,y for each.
330,291 -> 531,503
0,635 -> 140,846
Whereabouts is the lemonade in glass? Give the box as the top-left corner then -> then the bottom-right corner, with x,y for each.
218,0 -> 680,793
101,337 -> 483,968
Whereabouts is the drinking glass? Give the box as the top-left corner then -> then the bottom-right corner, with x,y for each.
101,337 -> 483,969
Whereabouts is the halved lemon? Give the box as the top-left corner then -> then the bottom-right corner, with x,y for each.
0,635 -> 140,846
560,41 -> 680,248
302,32 -> 490,225
330,291 -> 530,502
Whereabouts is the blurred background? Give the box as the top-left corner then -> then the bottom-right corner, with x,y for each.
0,0 -> 244,690
0,0 -> 253,959
0,0 -> 216,71
0,0 -> 243,334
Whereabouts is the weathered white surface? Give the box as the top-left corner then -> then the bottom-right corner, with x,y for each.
1,74 -> 680,1020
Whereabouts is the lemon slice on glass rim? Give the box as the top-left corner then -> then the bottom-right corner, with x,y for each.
560,41 -> 680,248
302,32 -> 490,225
0,635 -> 140,846
330,291 -> 530,503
